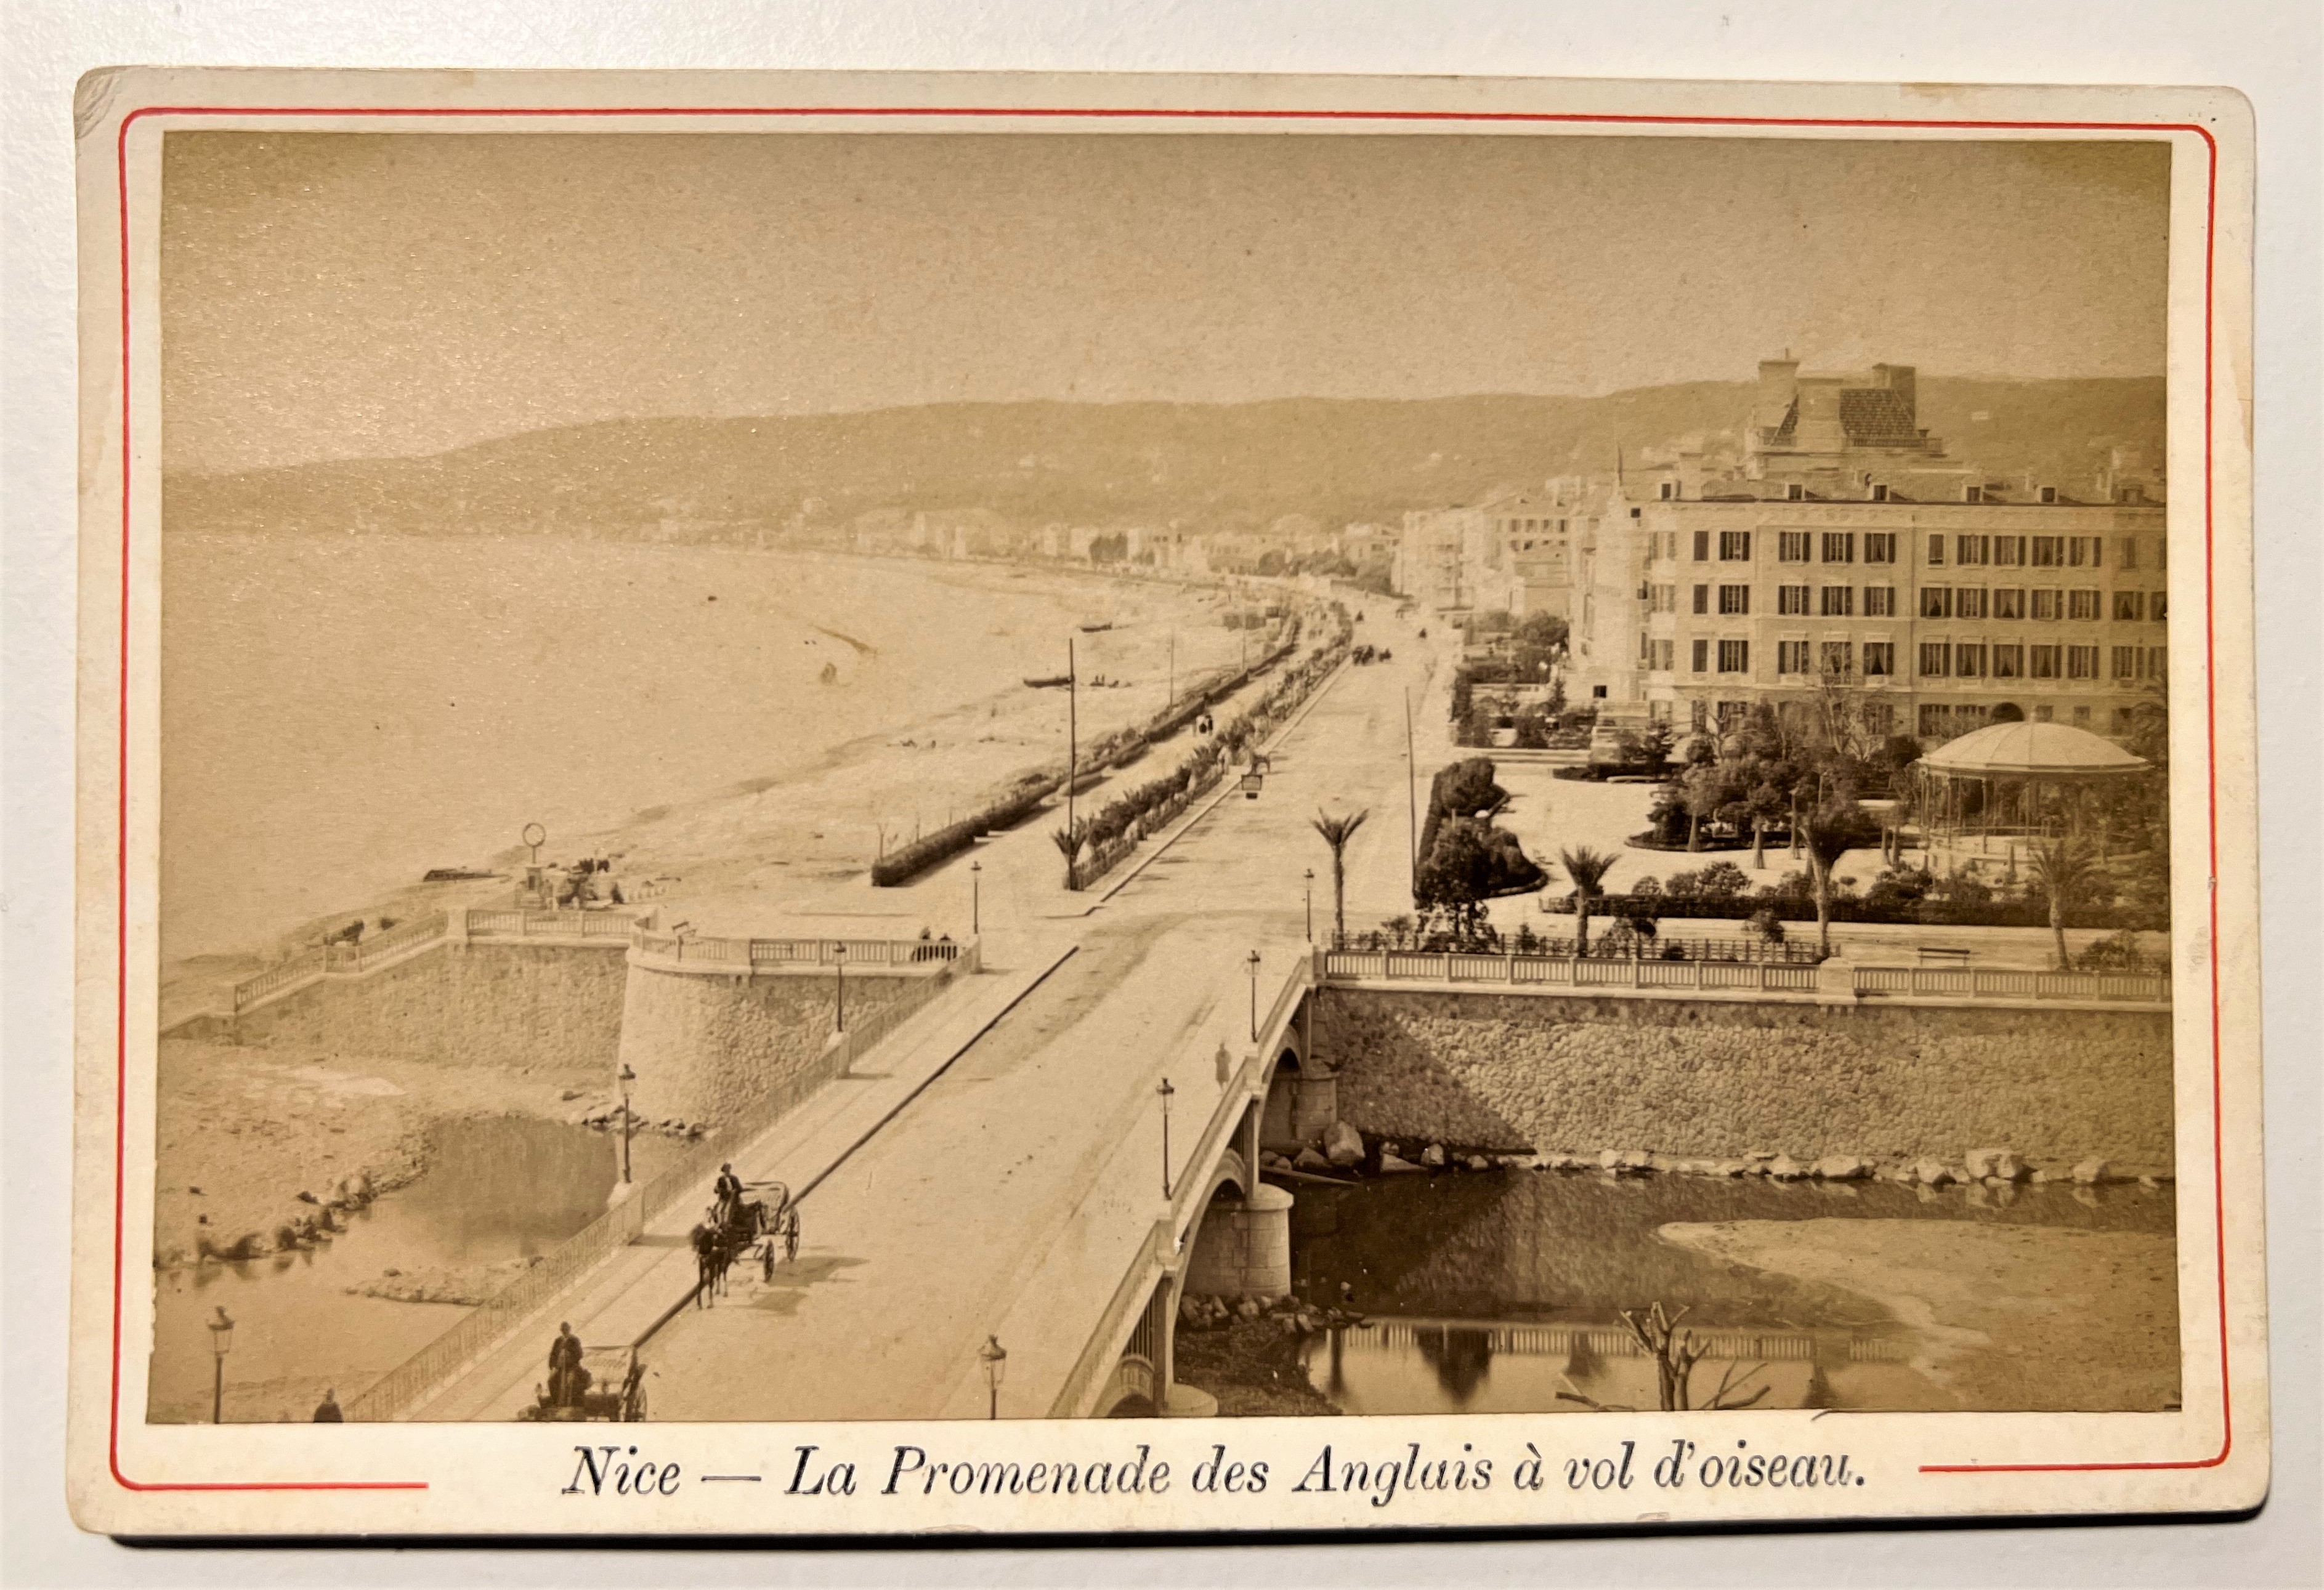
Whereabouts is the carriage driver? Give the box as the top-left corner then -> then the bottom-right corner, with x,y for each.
713,1163 -> 745,1227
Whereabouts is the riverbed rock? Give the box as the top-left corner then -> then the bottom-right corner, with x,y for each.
1767,1155 -> 1808,1181
1322,1121 -> 1365,1166
1464,1155 -> 1493,1172
1294,1147 -> 1332,1172
1377,1152 -> 1423,1174
2071,1158 -> 2110,1185
1964,1147 -> 2026,1182
1419,1144 -> 1446,1168
1811,1155 -> 1871,1181
1913,1158 -> 1954,1187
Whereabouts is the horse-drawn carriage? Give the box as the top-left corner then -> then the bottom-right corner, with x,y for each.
695,1179 -> 803,1303
520,1344 -> 649,1423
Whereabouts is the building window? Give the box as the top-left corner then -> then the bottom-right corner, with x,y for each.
1651,584 -> 1676,613
2113,706 -> 2136,734
1993,644 -> 2023,678
1771,584 -> 1805,615
1957,587 -> 1988,619
2113,590 -> 2145,621
2031,536 -> 2065,567
1956,534 -> 1990,565
1822,531 -> 1855,563
1778,639 -> 1811,675
2030,644 -> 2062,679
1921,586 -> 1954,619
1692,530 -> 1711,562
1820,586 -> 1854,617
1786,483 -> 1805,502
1954,642 -> 1987,678
1864,702 -> 1895,735
1820,640 -> 1855,677
1965,483 -> 1986,504
1692,583 -> 1709,615
1926,533 -> 1947,566
2067,644 -> 2100,680
1870,483 -> 1890,502
1719,584 -> 1751,615
1919,703 -> 1951,738
2112,645 -> 2142,680
1993,587 -> 2025,619
1690,698 -> 1710,728
1862,640 -> 1894,677
2069,589 -> 2100,621
2034,704 -> 2054,722
2118,537 -> 2140,570
1994,535 -> 2026,567
2152,591 -> 2168,621
2031,588 -> 2062,621
1779,531 -> 1811,562
1956,703 -> 1990,732
1919,640 -> 1951,677
1690,638 -> 1709,674
2073,705 -> 2092,727
1717,639 -> 1749,674
2070,536 -> 2103,567
1863,585 -> 1896,618
1650,638 -> 1674,671
1719,531 -> 1752,561
1863,531 -> 1897,564
2148,645 -> 2168,680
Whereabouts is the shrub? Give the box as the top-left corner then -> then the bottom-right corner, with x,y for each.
1696,862 -> 1751,900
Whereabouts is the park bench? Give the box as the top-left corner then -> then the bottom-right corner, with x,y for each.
1916,945 -> 1973,967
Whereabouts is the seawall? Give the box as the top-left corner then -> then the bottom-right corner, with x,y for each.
1313,990 -> 2175,1173
226,942 -> 629,1084
614,963 -> 920,1124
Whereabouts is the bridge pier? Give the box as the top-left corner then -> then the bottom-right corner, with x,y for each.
1183,1182 -> 1295,1300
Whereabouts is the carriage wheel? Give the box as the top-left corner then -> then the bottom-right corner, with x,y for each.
784,1213 -> 801,1264
626,1384 -> 648,1422
761,1239 -> 775,1283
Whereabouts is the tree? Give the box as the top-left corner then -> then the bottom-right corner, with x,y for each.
1679,762 -> 1725,852
1558,844 -> 1621,956
2026,836 -> 2101,971
1419,757 -> 1512,867
1050,820 -> 1088,891
1796,797 -> 1881,956
1310,807 -> 1371,946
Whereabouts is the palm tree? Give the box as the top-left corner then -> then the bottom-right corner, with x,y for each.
1050,819 -> 1088,891
1310,807 -> 1371,947
1557,844 -> 1621,956
2026,836 -> 2098,970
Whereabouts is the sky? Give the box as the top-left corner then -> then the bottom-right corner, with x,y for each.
160,132 -> 2171,474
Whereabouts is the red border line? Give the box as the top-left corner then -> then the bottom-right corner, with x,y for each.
109,101 -> 2227,1495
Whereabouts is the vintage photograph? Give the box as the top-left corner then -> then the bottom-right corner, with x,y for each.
135,122 -> 2192,1439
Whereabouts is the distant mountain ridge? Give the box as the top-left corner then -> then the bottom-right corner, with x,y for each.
164,377 -> 2166,542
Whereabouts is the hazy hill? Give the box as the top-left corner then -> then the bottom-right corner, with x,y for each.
163,377 -> 2166,542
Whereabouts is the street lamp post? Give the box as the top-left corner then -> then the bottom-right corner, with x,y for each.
1157,1078 -> 1176,1198
206,1305 -> 234,1424
1303,869 -> 1314,942
833,943 -> 848,1033
979,1334 -> 1008,1420
971,860 -> 981,935
618,1062 -> 637,1184
1247,950 -> 1263,1041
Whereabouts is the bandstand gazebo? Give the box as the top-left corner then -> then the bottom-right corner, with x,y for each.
1912,719 -> 2152,862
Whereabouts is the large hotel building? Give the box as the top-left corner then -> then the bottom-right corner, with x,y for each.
1542,358 -> 2169,744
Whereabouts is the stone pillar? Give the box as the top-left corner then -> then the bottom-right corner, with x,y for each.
1290,1075 -> 1338,1145
1815,956 -> 1861,1004
1183,1184 -> 1295,1299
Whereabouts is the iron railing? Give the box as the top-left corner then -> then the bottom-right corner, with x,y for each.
1319,949 -> 2165,1004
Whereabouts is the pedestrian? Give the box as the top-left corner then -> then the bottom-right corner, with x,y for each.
548,1321 -> 585,1405
312,1388 -> 343,1423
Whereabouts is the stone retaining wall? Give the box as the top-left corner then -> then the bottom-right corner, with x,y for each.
1313,990 -> 2176,1174
613,962 -> 920,1125
227,942 -> 629,1084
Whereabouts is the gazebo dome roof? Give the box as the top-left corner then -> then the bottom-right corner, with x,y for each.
1919,720 -> 2150,779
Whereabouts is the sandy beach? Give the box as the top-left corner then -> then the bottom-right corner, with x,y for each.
1659,1217 -> 2180,1412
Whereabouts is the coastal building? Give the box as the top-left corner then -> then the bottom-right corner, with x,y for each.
1565,357 -> 2169,744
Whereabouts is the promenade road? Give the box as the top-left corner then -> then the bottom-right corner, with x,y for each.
616,613 -> 1439,1421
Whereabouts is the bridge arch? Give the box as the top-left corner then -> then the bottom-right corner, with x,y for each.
1260,995 -> 1336,1151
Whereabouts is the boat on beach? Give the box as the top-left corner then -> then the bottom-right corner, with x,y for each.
1022,674 -> 1072,689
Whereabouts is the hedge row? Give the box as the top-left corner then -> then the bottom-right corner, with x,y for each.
1540,889 -> 2170,932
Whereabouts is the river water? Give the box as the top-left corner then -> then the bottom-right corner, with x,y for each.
1290,1170 -> 2174,1417
149,1116 -> 684,1423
